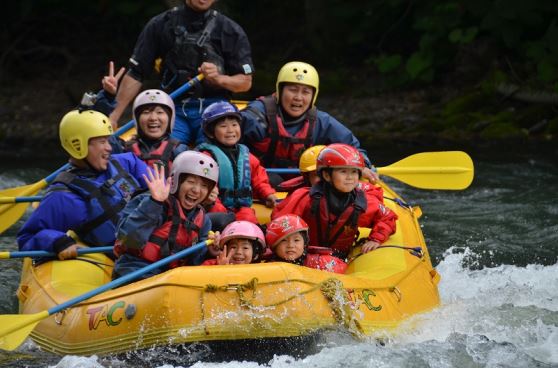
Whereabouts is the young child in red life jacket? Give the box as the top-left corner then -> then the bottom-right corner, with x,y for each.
195,101 -> 277,224
279,145 -> 385,202
202,221 -> 266,265
266,214 -> 347,273
112,151 -> 219,280
271,143 -> 397,260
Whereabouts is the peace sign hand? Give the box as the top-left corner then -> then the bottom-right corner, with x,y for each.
102,61 -> 125,96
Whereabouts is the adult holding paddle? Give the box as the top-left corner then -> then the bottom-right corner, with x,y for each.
17,110 -> 148,260
241,61 -> 378,186
109,0 -> 254,147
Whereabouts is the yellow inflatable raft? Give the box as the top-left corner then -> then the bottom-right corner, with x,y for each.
16,180 -> 441,356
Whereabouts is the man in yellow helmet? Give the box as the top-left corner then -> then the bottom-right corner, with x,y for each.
17,110 -> 149,260
241,61 -> 377,186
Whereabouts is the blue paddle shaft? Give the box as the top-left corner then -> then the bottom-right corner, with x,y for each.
266,168 -> 300,174
47,240 -> 208,316
6,246 -> 114,259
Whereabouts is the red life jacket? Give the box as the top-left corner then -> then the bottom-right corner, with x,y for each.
141,198 -> 204,267
306,186 -> 367,258
126,137 -> 179,173
277,175 -> 306,193
304,246 -> 347,274
250,95 -> 317,168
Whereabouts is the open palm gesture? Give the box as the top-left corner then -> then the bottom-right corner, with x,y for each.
144,165 -> 170,202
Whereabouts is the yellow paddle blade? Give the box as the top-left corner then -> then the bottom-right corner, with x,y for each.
0,203 -> 30,234
0,180 -> 47,234
119,126 -> 137,142
377,151 -> 474,190
0,311 -> 50,351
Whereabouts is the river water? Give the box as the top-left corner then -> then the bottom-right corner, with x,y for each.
0,142 -> 557,368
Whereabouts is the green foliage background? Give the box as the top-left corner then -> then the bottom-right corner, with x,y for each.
2,0 -> 558,143
3,0 -> 557,93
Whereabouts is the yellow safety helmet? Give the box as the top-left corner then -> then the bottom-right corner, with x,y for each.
299,145 -> 326,173
59,110 -> 113,159
276,61 -> 320,106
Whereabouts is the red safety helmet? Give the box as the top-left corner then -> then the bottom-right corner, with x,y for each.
266,215 -> 309,250
316,143 -> 365,174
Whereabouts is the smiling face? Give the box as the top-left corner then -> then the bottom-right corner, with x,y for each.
322,168 -> 360,193
280,83 -> 314,118
274,232 -> 305,261
86,136 -> 112,171
226,238 -> 254,264
137,105 -> 170,140
177,174 -> 211,210
212,117 -> 241,146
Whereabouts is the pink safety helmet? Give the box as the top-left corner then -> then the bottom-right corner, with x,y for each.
132,89 -> 176,133
169,151 -> 219,195
220,221 -> 266,261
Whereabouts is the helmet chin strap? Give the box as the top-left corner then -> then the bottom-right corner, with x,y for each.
69,156 -> 100,172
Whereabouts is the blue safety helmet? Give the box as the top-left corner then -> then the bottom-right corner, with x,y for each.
201,101 -> 242,137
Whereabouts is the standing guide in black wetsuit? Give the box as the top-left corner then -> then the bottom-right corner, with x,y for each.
109,0 -> 254,147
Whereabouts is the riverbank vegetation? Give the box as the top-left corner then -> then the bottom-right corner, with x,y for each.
1,0 -> 557,150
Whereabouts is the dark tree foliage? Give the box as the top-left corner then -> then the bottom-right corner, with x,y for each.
2,0 -> 558,92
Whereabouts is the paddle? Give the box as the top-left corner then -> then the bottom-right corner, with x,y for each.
0,196 -> 42,204
0,246 -> 113,260
266,151 -> 474,190
0,74 -> 205,234
0,238 -> 212,351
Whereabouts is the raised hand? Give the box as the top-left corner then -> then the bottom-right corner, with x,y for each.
102,61 -> 126,95
143,165 -> 170,202
216,244 -> 234,265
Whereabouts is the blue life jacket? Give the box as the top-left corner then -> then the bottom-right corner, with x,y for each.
197,143 -> 252,208
49,159 -> 142,246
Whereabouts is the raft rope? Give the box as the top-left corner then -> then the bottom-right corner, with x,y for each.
384,196 -> 412,209
198,276 -> 364,337
319,278 -> 364,336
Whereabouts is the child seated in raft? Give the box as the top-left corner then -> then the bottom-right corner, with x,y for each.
279,145 -> 385,202
271,143 -> 397,260
195,101 -> 277,224
266,214 -> 347,273
202,221 -> 266,265
112,151 -> 219,280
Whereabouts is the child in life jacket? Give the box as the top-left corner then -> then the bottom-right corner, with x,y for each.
279,145 -> 385,202
271,143 -> 397,259
202,221 -> 266,265
266,214 -> 347,273
112,151 -> 219,280
196,101 -> 277,224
